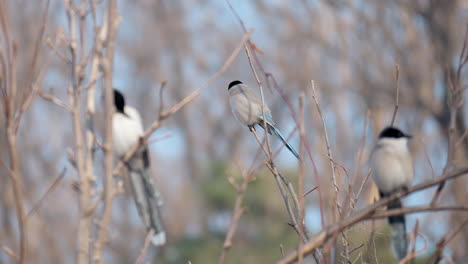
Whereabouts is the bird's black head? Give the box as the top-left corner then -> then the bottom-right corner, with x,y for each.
378,126 -> 411,139
114,89 -> 125,113
228,80 -> 243,90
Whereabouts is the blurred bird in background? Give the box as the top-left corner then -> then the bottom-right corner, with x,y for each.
112,89 -> 166,246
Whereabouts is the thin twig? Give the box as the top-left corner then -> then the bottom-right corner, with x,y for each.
250,128 -> 308,245
304,186 -> 319,197
134,229 -> 155,264
244,43 -> 273,157
1,246 -> 19,262
219,169 -> 251,264
298,94 -> 305,264
27,168 -> 67,218
443,217 -> 468,245
112,31 -> 251,177
276,166 -> 468,264
409,220 -> 419,264
365,219 -> 377,264
225,0 -> 326,228
390,64 -> 400,126
0,0 -> 28,261
245,44 -> 312,253
348,243 -> 364,255
371,206 -> 468,219
398,221 -> 428,264
38,89 -> 71,111
430,28 -> 468,206
157,80 -> 167,118
308,80 -> 341,213
93,0 -> 119,261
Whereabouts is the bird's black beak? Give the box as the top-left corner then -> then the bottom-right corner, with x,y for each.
404,133 -> 413,139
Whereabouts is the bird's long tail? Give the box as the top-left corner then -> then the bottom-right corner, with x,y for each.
129,168 -> 166,246
386,196 -> 407,260
267,124 -> 300,160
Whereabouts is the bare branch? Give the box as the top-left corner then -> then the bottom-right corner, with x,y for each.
225,0 -> 326,226
112,31 -> 251,176
38,89 -> 71,111
276,166 -> 468,264
219,169 -> 251,264
298,94 -> 305,264
134,229 -> 155,264
93,0 -> 119,261
390,64 -> 400,126
27,168 -> 67,218
308,80 -> 341,213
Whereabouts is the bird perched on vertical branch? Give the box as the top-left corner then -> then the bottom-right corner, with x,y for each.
112,89 -> 166,246
227,80 -> 299,160
371,126 -> 413,260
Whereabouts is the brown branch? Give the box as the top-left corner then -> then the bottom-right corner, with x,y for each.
134,229 -> 155,264
399,221 -> 429,264
243,46 -> 315,261
365,219 -> 377,263
430,28 -> 468,206
429,217 -> 468,264
408,220 -> 419,264
4,75 -> 27,264
276,166 -> 468,264
244,43 -> 273,158
390,64 -> 400,126
250,128 -> 307,242
308,80 -> 341,214
45,36 -> 70,63
93,0 -> 119,261
0,0 -> 28,262
370,205 -> 468,220
26,168 -> 67,218
219,169 -> 251,264
112,31 -> 251,177
225,0 -> 326,227
62,1 -> 96,263
304,186 -> 319,198
1,246 -> 18,262
298,94 -> 305,264
37,89 -> 71,111
157,80 -> 167,119
14,0 -> 51,133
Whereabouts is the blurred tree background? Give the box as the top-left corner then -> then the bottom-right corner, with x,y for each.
0,0 -> 467,263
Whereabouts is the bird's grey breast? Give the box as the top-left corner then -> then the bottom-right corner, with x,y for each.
229,87 -> 261,125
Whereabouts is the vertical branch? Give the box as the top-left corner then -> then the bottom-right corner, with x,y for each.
93,0 -> 119,261
225,1 -> 326,228
5,119 -> 26,264
409,221 -> 419,264
298,94 -> 305,264
219,169 -> 252,264
252,127 -> 320,263
390,64 -> 400,126
309,80 -> 343,262
308,80 -> 341,214
83,5 -> 105,198
244,44 -> 272,155
81,3 -> 106,263
63,1 -> 92,263
430,27 -> 468,206
0,1 -> 26,262
430,217 -> 468,264
0,0 -> 51,261
134,230 -> 155,264
244,42 -> 317,258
